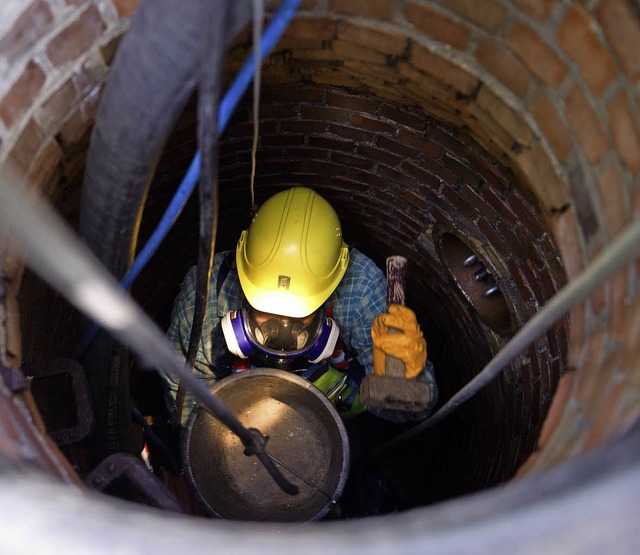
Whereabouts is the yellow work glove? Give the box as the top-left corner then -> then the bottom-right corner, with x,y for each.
371,304 -> 427,379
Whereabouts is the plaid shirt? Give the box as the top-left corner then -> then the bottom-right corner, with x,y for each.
162,247 -> 388,419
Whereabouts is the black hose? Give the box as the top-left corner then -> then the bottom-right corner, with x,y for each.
170,0 -> 229,430
77,0 -> 252,463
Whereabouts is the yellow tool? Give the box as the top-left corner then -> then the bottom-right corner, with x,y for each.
360,256 -> 431,412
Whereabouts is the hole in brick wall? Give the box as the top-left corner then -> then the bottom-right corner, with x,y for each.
436,232 -> 512,334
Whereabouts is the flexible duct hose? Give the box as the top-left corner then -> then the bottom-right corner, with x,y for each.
78,0 -> 253,461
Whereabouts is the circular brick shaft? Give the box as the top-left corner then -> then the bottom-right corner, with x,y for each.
0,0 -> 639,512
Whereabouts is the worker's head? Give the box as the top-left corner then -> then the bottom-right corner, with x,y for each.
221,187 -> 348,369
237,186 -> 349,316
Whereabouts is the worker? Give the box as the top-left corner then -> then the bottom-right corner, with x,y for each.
162,187 -> 437,425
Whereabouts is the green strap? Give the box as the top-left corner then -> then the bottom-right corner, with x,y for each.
311,365 -> 366,419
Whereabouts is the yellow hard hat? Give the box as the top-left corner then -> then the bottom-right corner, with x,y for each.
236,187 -> 349,317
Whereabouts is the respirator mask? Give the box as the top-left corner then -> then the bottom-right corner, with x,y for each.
221,304 -> 339,370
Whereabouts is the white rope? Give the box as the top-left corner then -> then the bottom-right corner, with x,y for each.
250,0 -> 264,208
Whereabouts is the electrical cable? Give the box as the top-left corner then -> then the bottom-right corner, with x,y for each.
170,1 -> 229,429
368,215 -> 640,460
73,0 -> 302,359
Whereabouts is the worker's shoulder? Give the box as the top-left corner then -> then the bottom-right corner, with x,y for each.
340,247 -> 385,289
180,250 -> 235,289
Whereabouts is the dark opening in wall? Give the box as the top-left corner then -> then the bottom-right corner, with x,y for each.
436,231 -> 512,335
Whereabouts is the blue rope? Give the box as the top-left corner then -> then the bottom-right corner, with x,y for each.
74,0 -> 302,358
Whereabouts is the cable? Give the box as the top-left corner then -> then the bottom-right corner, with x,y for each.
73,0 -> 302,359
170,0 -> 229,429
250,0 -> 264,209
367,215 -> 640,460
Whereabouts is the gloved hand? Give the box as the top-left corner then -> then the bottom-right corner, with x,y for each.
371,304 -> 427,379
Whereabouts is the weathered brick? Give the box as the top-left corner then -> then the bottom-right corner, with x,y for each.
0,60 -> 46,128
597,165 -> 628,239
269,86 -> 326,105
0,0 -> 53,64
326,90 -> 376,113
557,5 -> 616,96
608,267 -> 632,345
58,92 -> 101,146
441,0 -> 507,32
280,120 -> 326,134
332,39 -> 387,65
397,60 -> 455,105
563,83 -> 609,164
607,90 -> 640,173
7,118 -> 45,173
327,0 -> 394,20
515,142 -> 570,213
356,144 -> 402,168
259,104 -> 297,120
506,20 -> 568,88
327,123 -> 372,143
37,66 -> 103,133
272,36 -> 330,55
300,105 -> 350,123
283,17 -> 335,41
25,139 -> 63,195
350,113 -> 395,133
410,43 -> 479,96
342,63 -> 404,97
512,0 -> 554,20
568,162 -> 600,242
550,210 -> 585,282
474,86 -> 534,148
329,151 -> 374,170
475,37 -> 532,97
46,5 -> 106,67
530,90 -> 573,161
260,134 -> 304,147
588,259 -> 608,317
379,104 -> 424,130
596,0 -> 640,84
111,0 -> 140,17
423,156 -> 460,185
308,135 -> 355,152
574,328 -> 608,403
337,21 -> 407,56
100,34 -> 123,66
308,66 -> 361,89
406,2 -> 471,50
378,133 -> 422,160
582,364 -> 629,451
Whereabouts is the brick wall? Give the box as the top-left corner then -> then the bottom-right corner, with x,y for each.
0,0 -> 639,502
200,85 -> 567,498
235,0 -> 639,482
0,0 -> 139,367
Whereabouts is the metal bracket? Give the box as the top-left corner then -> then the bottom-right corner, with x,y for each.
86,453 -> 183,513
26,358 -> 94,447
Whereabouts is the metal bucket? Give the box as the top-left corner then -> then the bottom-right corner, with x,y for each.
182,368 -> 350,522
